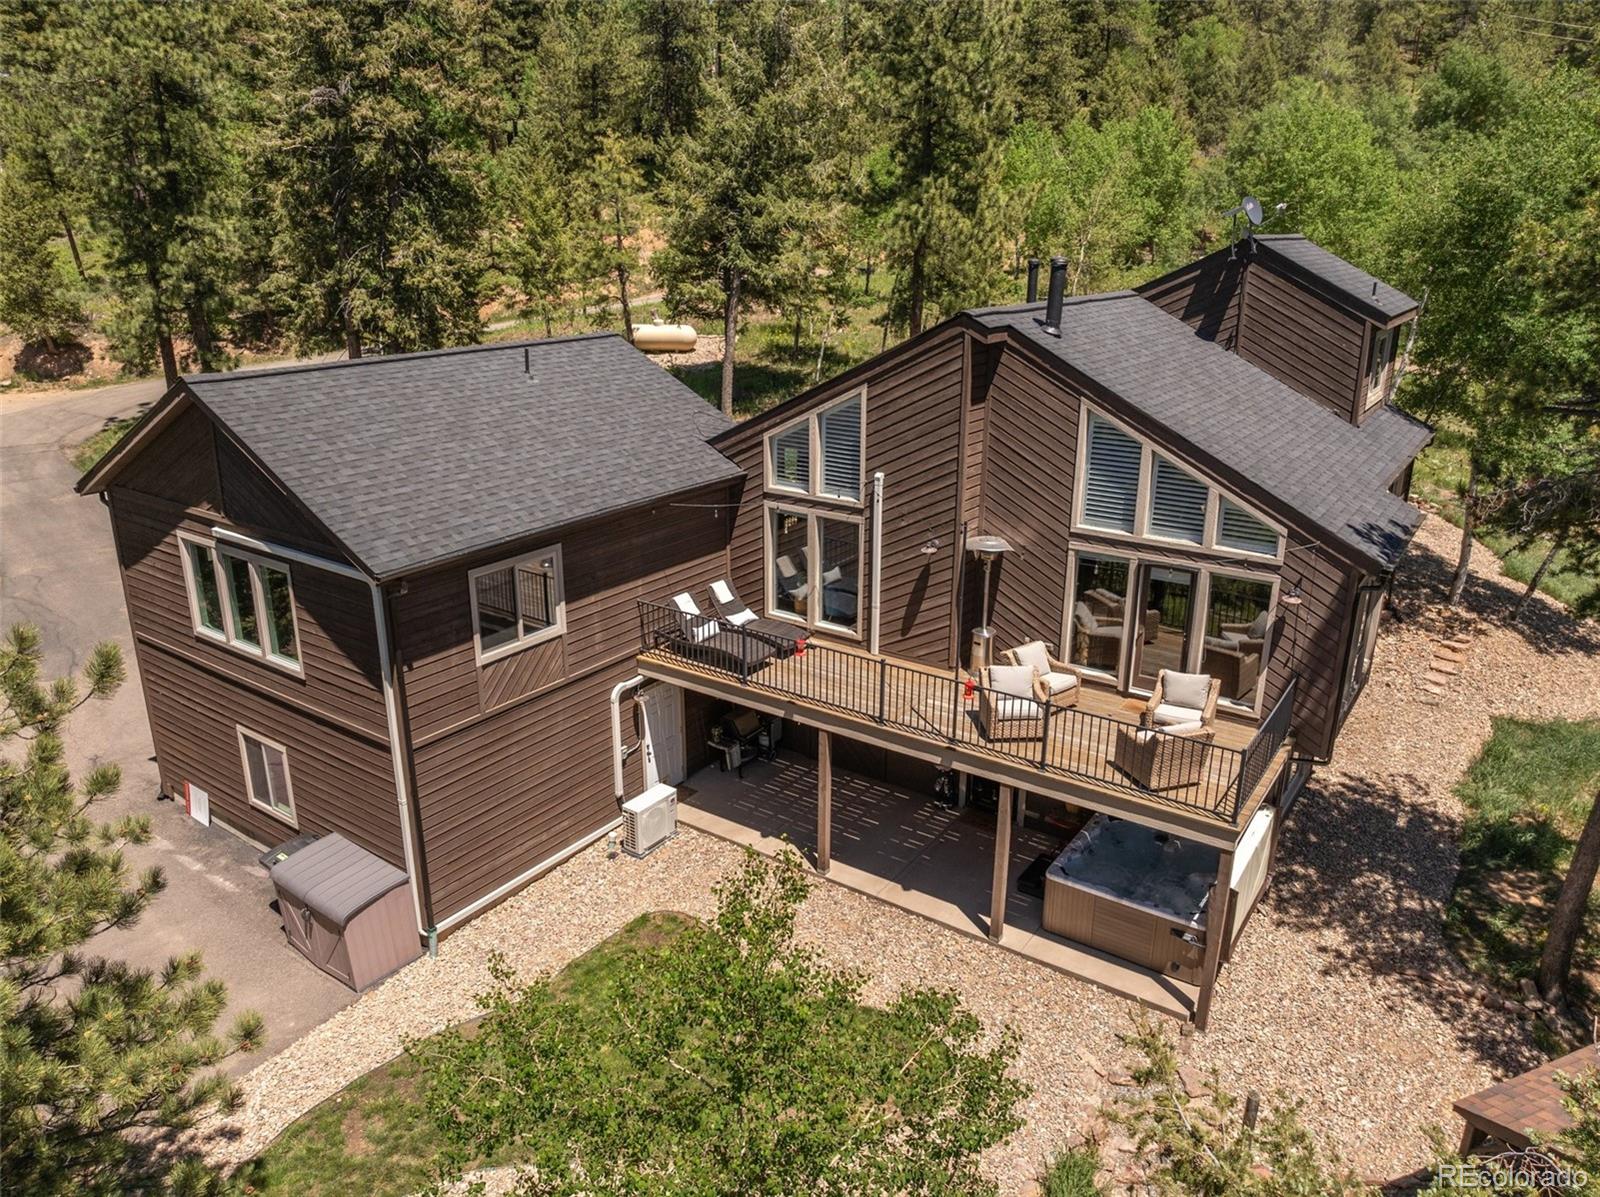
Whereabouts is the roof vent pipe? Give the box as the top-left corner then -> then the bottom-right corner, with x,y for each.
1025,257 -> 1041,303
1042,256 -> 1067,337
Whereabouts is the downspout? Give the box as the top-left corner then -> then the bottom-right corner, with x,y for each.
869,471 -> 885,655
611,675 -> 646,797
210,527 -> 429,942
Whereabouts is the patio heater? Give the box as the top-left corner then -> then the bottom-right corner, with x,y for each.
966,535 -> 1012,674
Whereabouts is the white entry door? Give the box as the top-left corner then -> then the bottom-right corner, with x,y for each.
638,684 -> 686,787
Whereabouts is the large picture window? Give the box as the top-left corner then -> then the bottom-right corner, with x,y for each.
765,505 -> 862,636
238,727 -> 295,825
178,533 -> 301,673
763,390 -> 865,504
469,546 -> 565,663
1074,406 -> 1283,560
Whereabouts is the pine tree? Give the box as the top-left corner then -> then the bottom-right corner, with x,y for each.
654,0 -> 838,416
862,0 -> 1021,337
51,0 -> 245,384
1,625 -> 264,1196
0,161 -> 83,351
635,0 -> 714,165
262,0 -> 498,358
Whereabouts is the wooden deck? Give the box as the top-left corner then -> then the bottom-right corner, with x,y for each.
639,638 -> 1293,850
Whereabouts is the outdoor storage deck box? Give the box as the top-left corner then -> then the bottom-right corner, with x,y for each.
268,833 -> 419,990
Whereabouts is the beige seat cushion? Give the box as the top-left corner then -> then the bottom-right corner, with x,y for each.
992,695 -> 1041,720
1012,641 -> 1052,675
1162,670 -> 1213,711
1041,671 -> 1078,695
1152,702 -> 1204,726
1073,601 -> 1096,630
988,664 -> 1037,700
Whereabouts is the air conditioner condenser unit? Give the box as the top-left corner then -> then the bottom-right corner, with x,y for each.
622,782 -> 678,857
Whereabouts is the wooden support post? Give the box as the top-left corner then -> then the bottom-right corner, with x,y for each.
816,730 -> 832,875
1193,849 -> 1234,1032
990,785 -> 1014,942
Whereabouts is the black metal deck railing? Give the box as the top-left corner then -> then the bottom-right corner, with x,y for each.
637,600 -> 1296,824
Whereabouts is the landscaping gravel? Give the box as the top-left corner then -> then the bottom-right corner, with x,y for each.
193,513 -> 1600,1192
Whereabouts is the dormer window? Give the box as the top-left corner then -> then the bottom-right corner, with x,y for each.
764,391 -> 865,504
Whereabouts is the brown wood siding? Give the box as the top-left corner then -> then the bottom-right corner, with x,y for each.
962,339 -> 996,523
1237,264 -> 1366,423
1137,253 -> 1244,350
134,639 -> 401,862
412,657 -> 634,920
720,328 -> 968,669
978,344 -> 1080,656
394,492 -> 733,920
213,432 -> 345,558
393,484 -> 734,744
110,401 -> 222,510
111,492 -> 389,737
1265,541 -> 1356,760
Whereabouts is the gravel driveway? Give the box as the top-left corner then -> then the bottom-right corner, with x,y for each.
193,513 -> 1599,1190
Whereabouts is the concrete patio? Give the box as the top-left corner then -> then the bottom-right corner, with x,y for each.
677,750 -> 1200,1019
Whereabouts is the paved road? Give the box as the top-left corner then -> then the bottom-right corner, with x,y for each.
1,378 -> 355,1070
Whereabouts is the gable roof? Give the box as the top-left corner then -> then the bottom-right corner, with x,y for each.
968,295 -> 1429,571
81,335 -> 741,580
1252,234 -> 1418,323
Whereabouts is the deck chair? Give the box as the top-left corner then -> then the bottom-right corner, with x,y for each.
669,592 -> 776,674
707,580 -> 808,649
1139,669 -> 1221,729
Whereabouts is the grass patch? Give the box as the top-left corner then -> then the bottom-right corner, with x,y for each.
237,911 -> 695,1197
1041,1145 -> 1105,1195
1411,427 -> 1599,614
69,415 -> 138,474
1445,718 -> 1600,1022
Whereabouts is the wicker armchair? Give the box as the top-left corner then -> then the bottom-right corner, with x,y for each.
978,664 -> 1050,742
1113,722 -> 1217,791
1139,669 -> 1221,729
1201,640 -> 1259,703
1002,641 -> 1081,709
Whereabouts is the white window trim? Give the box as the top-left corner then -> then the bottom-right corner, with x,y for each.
176,531 -> 304,676
1059,547 -> 1280,716
762,500 -> 865,640
468,545 -> 567,665
762,388 -> 867,507
1071,403 -> 1286,564
237,725 -> 297,827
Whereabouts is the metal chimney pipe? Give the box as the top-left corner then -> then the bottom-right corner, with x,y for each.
1025,257 -> 1041,303
1042,256 -> 1067,336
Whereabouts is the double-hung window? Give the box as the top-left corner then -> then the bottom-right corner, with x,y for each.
764,391 -> 865,504
179,533 -> 301,672
238,727 -> 295,825
469,547 -> 565,663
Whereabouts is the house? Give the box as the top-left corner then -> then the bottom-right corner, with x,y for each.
80,233 -> 1428,1028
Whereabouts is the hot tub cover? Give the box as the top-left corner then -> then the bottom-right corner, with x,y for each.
270,833 -> 409,929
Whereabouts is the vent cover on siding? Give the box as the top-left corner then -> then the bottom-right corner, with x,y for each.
1149,454 -> 1208,543
1081,413 -> 1141,533
769,421 -> 810,490
1217,498 -> 1280,556
819,396 -> 862,500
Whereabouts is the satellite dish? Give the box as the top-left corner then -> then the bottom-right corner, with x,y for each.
1242,196 -> 1264,226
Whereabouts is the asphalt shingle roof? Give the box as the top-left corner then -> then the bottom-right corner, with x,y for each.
970,295 -> 1430,571
183,334 -> 740,579
1253,234 -> 1418,322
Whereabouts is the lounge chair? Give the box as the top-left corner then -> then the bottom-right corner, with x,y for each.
1002,641 -> 1081,708
1201,637 -> 1260,702
668,592 -> 776,674
1220,610 -> 1271,654
707,579 -> 808,649
1138,669 -> 1221,729
775,554 -> 810,614
1112,721 -> 1217,791
978,663 -> 1049,742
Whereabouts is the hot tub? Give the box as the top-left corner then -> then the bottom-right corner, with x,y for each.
1042,815 -> 1219,983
